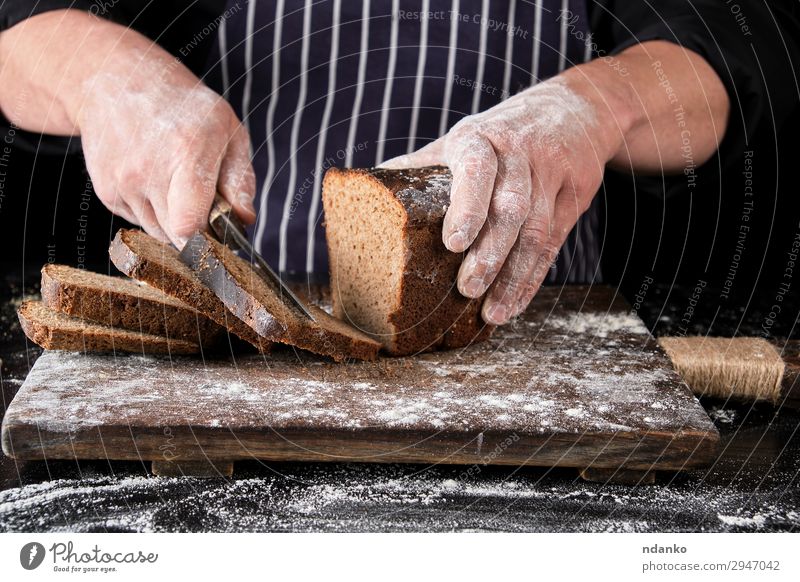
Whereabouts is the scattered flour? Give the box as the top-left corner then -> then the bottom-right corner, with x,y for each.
1,462 -> 797,533
709,406 -> 737,425
545,312 -> 650,338
717,513 -> 767,529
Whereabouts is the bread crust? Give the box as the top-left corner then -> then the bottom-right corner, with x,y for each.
18,300 -> 199,355
109,229 -> 271,353
40,263 -> 221,344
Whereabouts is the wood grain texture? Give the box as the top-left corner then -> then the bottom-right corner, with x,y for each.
1,286 -> 719,473
579,467 -> 656,485
151,460 -> 233,478
779,340 -> 800,409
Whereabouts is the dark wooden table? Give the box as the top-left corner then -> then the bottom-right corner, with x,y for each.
1,274 -> 798,532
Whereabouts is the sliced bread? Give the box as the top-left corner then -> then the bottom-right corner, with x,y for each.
41,263 -> 221,344
109,229 -> 271,353
322,166 -> 493,356
179,231 -> 381,362
18,300 -> 199,355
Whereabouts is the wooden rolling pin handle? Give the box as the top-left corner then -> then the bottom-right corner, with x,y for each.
658,337 -> 799,409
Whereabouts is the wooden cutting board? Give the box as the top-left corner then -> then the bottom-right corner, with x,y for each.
1,286 -> 718,483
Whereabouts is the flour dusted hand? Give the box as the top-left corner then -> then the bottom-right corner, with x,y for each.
381,76 -> 623,325
77,47 -> 256,247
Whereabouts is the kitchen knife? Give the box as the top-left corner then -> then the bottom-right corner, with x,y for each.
208,195 -> 316,321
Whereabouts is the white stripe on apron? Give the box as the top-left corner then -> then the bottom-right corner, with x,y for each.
502,0 -> 517,100
438,0 -> 460,138
345,2 -> 371,166
558,0 -> 569,72
254,0 -> 285,252
278,0 -> 312,273
532,0 -> 542,83
374,0 -> 400,164
407,0 -> 430,153
217,17 -> 230,99
307,0 -> 342,273
471,0 -> 489,115
241,0 -> 257,145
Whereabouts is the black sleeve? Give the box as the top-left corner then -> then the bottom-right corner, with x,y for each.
0,0 -> 226,67
588,0 -> 800,172
0,0 -> 225,155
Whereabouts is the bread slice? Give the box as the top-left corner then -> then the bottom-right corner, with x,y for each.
18,300 -> 199,355
41,263 -> 221,344
179,231 -> 381,362
108,229 -> 270,353
322,166 -> 493,356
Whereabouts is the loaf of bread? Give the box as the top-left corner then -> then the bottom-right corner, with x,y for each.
322,166 -> 493,356
179,231 -> 381,362
109,229 -> 271,353
40,263 -> 221,344
18,300 -> 199,355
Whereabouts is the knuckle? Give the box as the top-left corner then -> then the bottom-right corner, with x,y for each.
453,208 -> 488,234
491,191 -> 530,221
537,244 -> 561,272
519,221 -> 551,249
241,169 -> 257,192
116,164 -> 144,186
169,206 -> 205,237
448,116 -> 477,137
496,275 -> 527,300
513,284 -> 540,315
173,130 -> 201,153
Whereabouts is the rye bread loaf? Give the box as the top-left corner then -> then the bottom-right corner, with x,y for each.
18,300 -> 199,355
179,231 -> 381,362
322,166 -> 493,356
108,229 -> 270,353
40,263 -> 221,344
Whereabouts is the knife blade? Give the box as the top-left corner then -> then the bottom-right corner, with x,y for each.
208,195 -> 316,321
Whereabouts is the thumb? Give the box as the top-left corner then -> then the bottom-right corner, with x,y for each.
377,137 -> 445,169
218,123 -> 257,224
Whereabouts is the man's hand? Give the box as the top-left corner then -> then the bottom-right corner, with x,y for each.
382,77 -> 623,326
78,49 -> 256,246
381,41 -> 729,325
0,10 -> 256,247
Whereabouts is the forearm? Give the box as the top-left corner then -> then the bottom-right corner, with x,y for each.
563,40 -> 730,174
0,9 -> 161,136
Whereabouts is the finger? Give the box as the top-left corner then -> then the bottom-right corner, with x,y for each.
134,199 -> 171,243
96,187 -> 137,226
480,193 -> 556,324
456,152 -> 532,300
505,190 -> 580,320
166,153 -> 222,247
218,122 -> 257,224
117,184 -> 172,243
141,184 -> 172,243
136,149 -> 175,243
441,131 -> 498,252
377,138 -> 445,169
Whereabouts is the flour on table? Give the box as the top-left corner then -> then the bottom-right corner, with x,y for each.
1,462 -> 797,533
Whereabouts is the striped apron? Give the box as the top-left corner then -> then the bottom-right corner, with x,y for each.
203,0 -> 601,282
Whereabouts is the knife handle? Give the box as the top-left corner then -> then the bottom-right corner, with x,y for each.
209,194 -> 244,250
